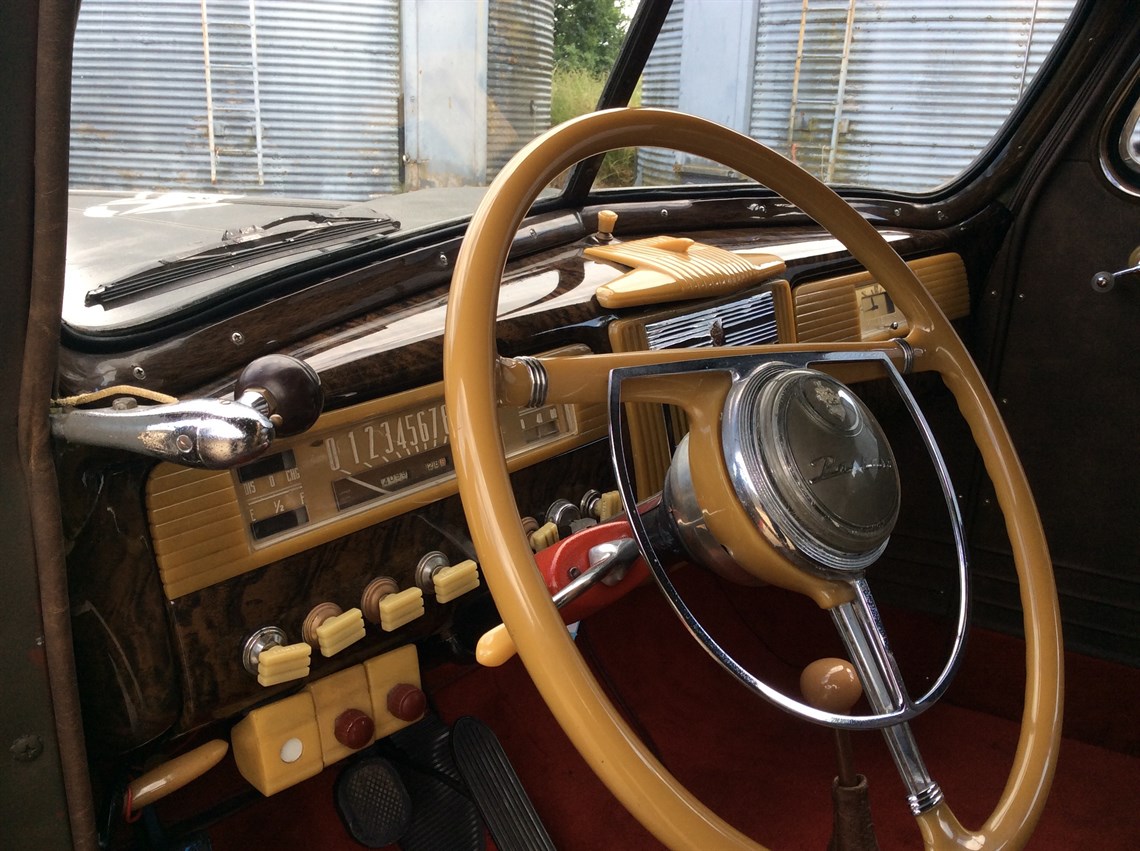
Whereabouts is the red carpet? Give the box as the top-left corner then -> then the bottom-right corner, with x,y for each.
431,565 -> 1140,849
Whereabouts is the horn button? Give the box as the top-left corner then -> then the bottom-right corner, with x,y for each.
669,364 -> 900,578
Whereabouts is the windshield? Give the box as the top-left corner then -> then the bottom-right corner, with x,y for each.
66,0 -> 1077,336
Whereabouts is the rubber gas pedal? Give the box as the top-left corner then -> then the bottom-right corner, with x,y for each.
450,716 -> 556,851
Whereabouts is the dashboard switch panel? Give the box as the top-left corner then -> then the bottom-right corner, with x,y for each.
232,645 -> 422,796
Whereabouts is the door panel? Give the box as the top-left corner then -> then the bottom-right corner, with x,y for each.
971,97 -> 1140,666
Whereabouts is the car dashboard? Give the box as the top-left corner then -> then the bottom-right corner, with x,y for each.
56,200 -> 986,807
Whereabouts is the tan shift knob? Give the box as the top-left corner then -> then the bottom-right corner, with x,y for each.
800,658 -> 863,714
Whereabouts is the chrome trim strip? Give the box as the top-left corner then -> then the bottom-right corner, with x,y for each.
515,356 -> 549,408
895,337 -> 914,374
908,783 -> 945,816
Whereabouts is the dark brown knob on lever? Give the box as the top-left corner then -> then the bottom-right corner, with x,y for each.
386,683 -> 427,723
334,708 -> 375,750
235,355 -> 323,437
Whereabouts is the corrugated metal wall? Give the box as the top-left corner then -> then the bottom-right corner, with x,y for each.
487,0 -> 554,176
750,0 -> 1078,192
71,3 -> 215,190
70,0 -> 401,200
639,0 -> 1077,193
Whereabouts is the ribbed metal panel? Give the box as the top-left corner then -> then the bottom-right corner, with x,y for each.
639,1 -> 1077,192
487,0 -> 554,176
70,0 -> 401,200
70,3 -> 215,189
636,0 -> 685,185
749,0 -> 1078,192
645,291 -> 778,348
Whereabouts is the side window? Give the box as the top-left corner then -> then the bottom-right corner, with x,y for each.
637,0 -> 1081,193
1119,95 -> 1140,174
1100,76 -> 1140,194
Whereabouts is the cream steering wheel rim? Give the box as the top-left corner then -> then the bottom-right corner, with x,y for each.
442,108 -> 1063,850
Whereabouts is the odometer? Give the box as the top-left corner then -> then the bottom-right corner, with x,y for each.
331,446 -> 453,510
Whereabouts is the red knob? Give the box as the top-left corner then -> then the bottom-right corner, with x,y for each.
386,683 -> 427,722
334,708 -> 375,750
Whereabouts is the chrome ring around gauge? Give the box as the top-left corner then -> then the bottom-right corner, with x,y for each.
720,363 -> 900,576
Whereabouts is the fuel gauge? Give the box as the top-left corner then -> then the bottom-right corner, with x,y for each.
235,449 -> 310,541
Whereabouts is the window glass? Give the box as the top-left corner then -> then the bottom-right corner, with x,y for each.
1120,94 -> 1140,173
635,0 -> 1080,193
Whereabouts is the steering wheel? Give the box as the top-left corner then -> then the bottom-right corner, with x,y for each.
443,109 -> 1063,850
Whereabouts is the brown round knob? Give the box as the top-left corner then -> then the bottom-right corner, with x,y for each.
800,658 -> 863,714
386,683 -> 427,723
235,355 -> 323,437
334,708 -> 375,750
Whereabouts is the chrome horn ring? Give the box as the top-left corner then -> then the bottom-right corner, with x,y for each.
607,348 -> 969,731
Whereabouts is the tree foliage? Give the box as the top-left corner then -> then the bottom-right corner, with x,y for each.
553,0 -> 627,75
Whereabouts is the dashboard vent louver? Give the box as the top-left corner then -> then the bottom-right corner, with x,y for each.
644,290 -> 778,349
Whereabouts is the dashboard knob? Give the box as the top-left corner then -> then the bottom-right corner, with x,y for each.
334,708 -> 375,750
386,683 -> 426,723
235,354 -> 323,437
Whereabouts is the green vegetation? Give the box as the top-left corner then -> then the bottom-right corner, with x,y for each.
553,0 -> 626,75
550,66 -> 641,187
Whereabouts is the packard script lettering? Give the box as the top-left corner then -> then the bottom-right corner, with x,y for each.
808,455 -> 893,484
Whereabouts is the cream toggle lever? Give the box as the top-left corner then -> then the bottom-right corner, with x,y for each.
243,626 -> 312,687
415,551 -> 481,603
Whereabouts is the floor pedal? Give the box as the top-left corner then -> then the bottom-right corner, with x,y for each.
335,757 -> 411,848
389,714 -> 484,851
451,716 -> 556,851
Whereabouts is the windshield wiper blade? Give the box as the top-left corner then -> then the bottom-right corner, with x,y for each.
85,214 -> 400,308
218,213 -> 391,246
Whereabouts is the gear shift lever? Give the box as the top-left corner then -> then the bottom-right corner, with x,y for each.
802,658 -> 879,851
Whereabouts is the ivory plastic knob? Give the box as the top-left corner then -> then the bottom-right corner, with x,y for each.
433,560 -> 480,603
800,657 -> 863,714
378,587 -> 424,632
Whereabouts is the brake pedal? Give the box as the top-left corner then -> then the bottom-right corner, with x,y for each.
334,757 -> 411,848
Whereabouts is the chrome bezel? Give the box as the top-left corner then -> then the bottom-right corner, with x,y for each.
720,363 -> 900,577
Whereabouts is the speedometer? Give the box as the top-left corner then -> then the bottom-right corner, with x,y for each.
325,402 -> 453,511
